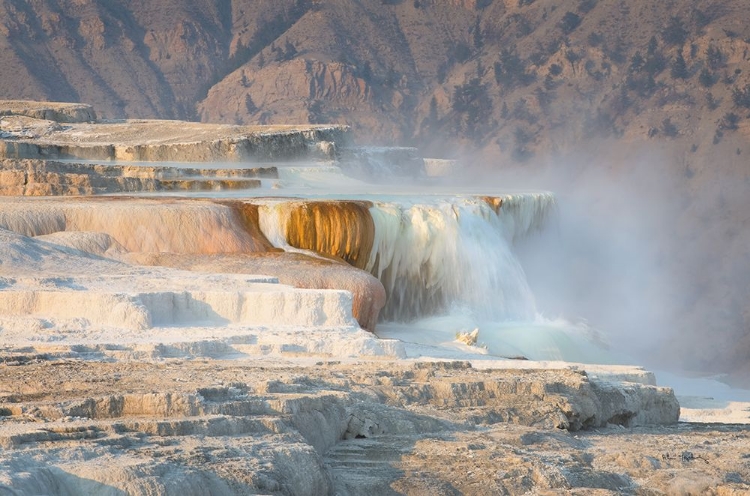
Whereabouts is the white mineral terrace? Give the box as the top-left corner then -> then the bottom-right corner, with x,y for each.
1,111 -> 749,495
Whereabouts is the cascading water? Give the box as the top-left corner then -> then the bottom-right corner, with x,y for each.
256,193 -> 554,323
365,198 -> 539,322
255,188 -> 625,364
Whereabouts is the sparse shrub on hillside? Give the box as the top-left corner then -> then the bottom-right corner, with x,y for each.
452,78 -> 493,138
656,87 -> 693,107
358,61 -> 373,82
706,44 -> 725,71
662,16 -> 688,46
473,18 -> 484,50
722,71 -> 736,85
511,98 -> 537,124
528,50 -> 548,66
670,52 -> 688,79
560,12 -> 582,35
548,64 -> 563,76
691,8 -> 712,30
608,85 -> 631,116
731,85 -> 750,109
453,42 -> 473,64
384,63 -> 398,88
661,117 -> 678,137
429,96 -> 438,123
690,43 -> 698,58
585,60 -> 606,81
493,48 -> 535,90
577,0 -> 597,14
603,36 -> 628,64
545,38 -> 563,57
437,62 -> 449,84
512,126 -> 534,162
518,0 -> 536,6
706,92 -> 719,110
509,13 -> 533,38
626,72 -> 657,98
245,94 -> 258,114
308,100 -> 325,124
699,68 -> 715,88
543,74 -> 556,90
643,53 -> 666,76
587,31 -> 603,47
720,112 -> 740,131
629,52 -> 645,73
713,128 -> 723,144
534,87 -> 554,112
642,37 -> 667,76
565,49 -> 582,64
420,96 -> 440,133
282,40 -> 298,61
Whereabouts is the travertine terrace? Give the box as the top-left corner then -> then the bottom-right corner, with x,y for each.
0,102 -> 748,495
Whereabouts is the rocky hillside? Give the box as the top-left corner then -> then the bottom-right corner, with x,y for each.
1,1 -> 749,155
1,0 -> 749,375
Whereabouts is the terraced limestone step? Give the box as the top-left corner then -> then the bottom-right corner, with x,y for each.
0,117 -> 350,163
0,159 -> 277,195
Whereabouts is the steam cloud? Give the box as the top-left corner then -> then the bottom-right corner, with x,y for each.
464,141 -> 750,376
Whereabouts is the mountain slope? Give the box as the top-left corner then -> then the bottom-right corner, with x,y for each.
1,0 -> 749,375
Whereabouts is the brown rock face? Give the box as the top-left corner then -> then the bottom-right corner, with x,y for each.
283,200 -> 375,271
0,159 -> 273,196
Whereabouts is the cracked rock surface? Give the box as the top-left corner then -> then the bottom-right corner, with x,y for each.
0,358 -> 746,495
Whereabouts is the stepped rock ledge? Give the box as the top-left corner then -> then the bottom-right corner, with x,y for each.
0,102 -> 746,495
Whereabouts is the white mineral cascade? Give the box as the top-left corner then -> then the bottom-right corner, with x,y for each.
365,196 -> 547,322
256,188 -> 628,363
257,193 -> 555,323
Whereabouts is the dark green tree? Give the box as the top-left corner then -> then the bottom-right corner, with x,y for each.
452,78 -> 493,138
720,112 -> 740,131
560,12 -> 582,34
472,18 -> 484,50
245,94 -> 258,114
428,96 -> 438,124
706,45 -> 724,71
662,16 -> 688,46
698,68 -> 715,87
732,85 -> 750,109
661,118 -> 678,137
493,48 -> 534,89
670,52 -> 688,79
283,40 -> 298,61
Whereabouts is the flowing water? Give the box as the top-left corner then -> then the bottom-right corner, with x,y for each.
244,162 -> 626,364
99,157 -> 626,363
